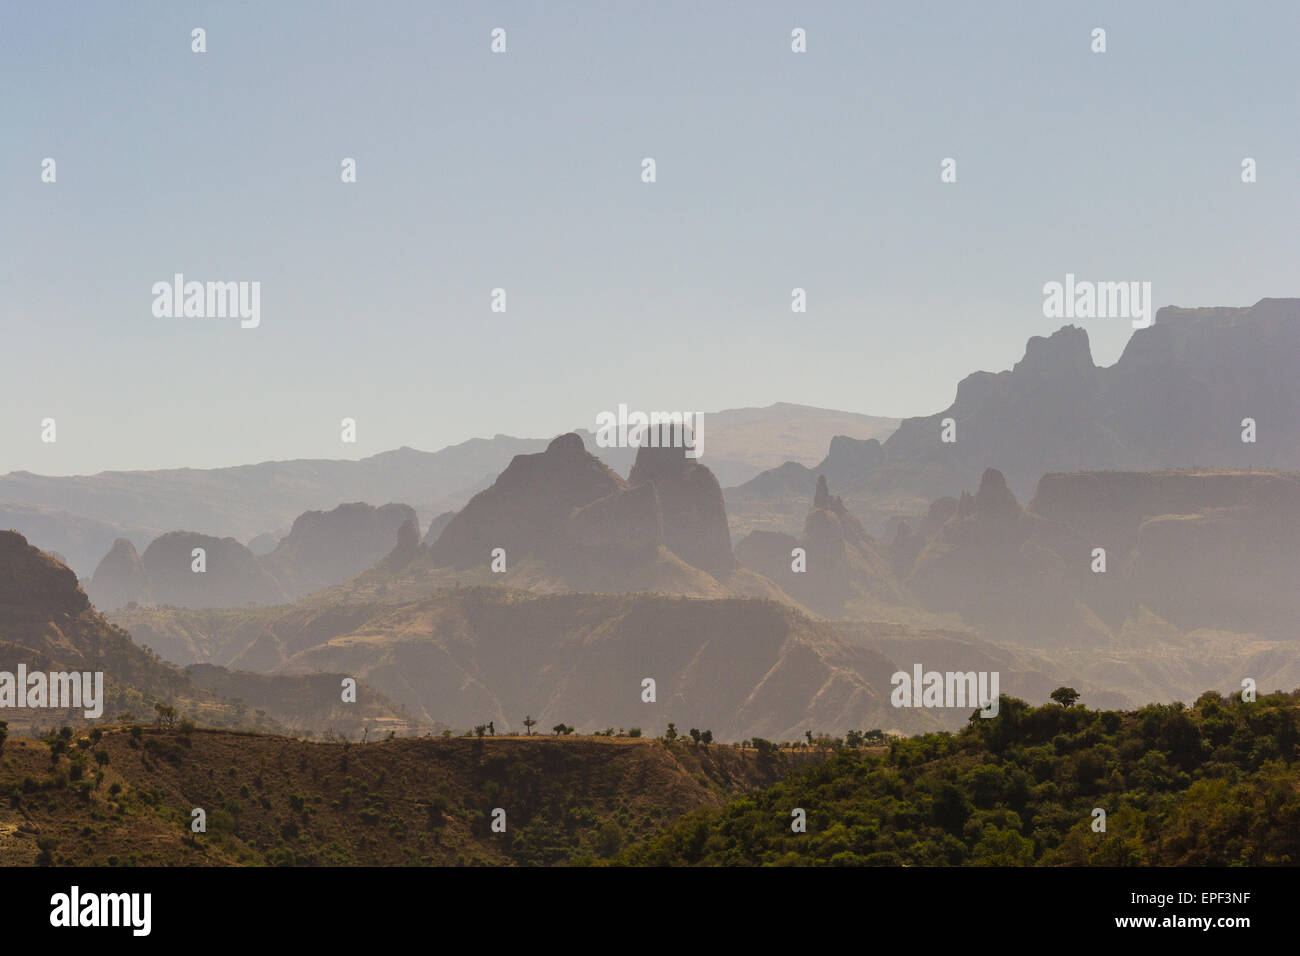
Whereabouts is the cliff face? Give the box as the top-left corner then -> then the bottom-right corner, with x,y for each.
899,469 -> 1108,647
566,481 -> 664,562
87,538 -> 153,610
138,532 -> 288,609
0,532 -> 197,726
0,530 -> 91,625
735,476 -> 900,617
627,435 -> 736,577
422,510 -> 457,547
429,433 -> 628,570
425,432 -> 739,588
888,467 -> 1300,645
734,299 -> 1300,529
1034,471 -> 1300,635
881,302 -> 1300,502
262,501 -> 419,598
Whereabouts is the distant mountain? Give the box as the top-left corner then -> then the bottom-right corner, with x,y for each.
0,439 -> 536,575
0,530 -> 207,728
85,537 -> 153,611
885,468 -> 1300,701
626,430 -> 737,578
0,502 -> 156,582
422,510 -> 457,547
260,502 -> 418,599
899,468 -> 1108,648
0,531 -> 411,736
736,475 -> 900,617
430,433 -> 627,571
87,502 -> 418,611
1026,469 -> 1300,638
138,532 -> 289,609
1,404 -> 896,575
111,584 -> 1037,740
729,299 -> 1300,537
422,433 -> 773,597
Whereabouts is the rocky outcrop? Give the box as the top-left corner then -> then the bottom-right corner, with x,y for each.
566,481 -> 664,563
889,466 -> 1300,645
429,433 -> 628,570
735,476 -> 900,616
262,501 -> 418,598
84,501 -> 421,610
418,432 -> 751,591
627,429 -> 736,577
903,469 -> 1107,646
735,299 -> 1300,528
139,532 -> 288,609
87,538 -> 153,610
422,510 -> 457,547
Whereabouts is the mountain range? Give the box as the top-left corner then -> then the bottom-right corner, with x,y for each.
0,404 -> 897,575
87,501 -> 418,611
726,298 -> 1300,539
5,297 -> 1298,741
0,530 -> 410,737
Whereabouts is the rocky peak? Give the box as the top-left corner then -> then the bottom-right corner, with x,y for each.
628,435 -> 735,577
813,475 -> 833,510
974,467 -> 1019,518
430,434 -> 628,569
87,537 -> 151,611
1012,325 -> 1094,378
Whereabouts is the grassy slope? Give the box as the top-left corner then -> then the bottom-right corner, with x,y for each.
0,730 -> 820,867
611,691 -> 1300,866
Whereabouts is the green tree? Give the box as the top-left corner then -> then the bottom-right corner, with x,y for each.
665,723 -> 678,742
1050,687 -> 1081,708
523,715 -> 537,736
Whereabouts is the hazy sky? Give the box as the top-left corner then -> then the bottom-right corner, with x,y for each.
3,1 -> 1297,475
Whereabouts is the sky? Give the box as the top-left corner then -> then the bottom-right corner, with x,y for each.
3,0 -> 1297,475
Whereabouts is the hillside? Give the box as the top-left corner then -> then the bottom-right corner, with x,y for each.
87,502 -> 419,611
0,731 -> 820,866
612,690 -> 1300,866
2,404 -> 897,575
112,585 -> 1042,740
0,532 -> 408,738
736,475 -> 902,617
